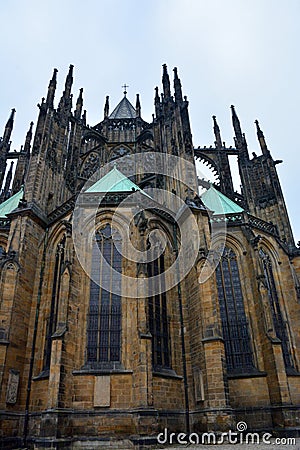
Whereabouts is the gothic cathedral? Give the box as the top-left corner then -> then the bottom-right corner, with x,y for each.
0,64 -> 300,448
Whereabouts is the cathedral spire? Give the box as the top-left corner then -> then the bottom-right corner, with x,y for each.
231,105 -> 249,160
104,96 -> 109,118
64,64 -> 74,99
162,64 -> 171,98
3,160 -> 14,199
173,67 -> 183,103
46,68 -> 58,108
154,86 -> 161,117
255,119 -> 269,156
75,88 -> 83,119
136,94 -> 141,117
57,65 -> 74,118
3,108 -> 16,143
231,105 -> 243,143
213,115 -> 222,148
24,121 -> 34,154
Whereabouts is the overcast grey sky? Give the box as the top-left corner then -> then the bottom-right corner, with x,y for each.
0,0 -> 299,241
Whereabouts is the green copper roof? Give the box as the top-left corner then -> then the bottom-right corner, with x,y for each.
86,166 -> 150,197
201,185 -> 243,215
0,187 -> 23,218
109,96 -> 136,119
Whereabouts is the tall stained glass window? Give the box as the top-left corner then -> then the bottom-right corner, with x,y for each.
87,224 -> 122,366
43,236 -> 65,370
147,240 -> 170,369
216,247 -> 255,373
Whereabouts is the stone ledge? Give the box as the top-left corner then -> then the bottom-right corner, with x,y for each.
153,368 -> 183,380
73,368 -> 133,376
227,371 -> 267,379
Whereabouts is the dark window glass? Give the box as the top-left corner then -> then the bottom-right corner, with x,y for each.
259,248 -> 294,370
43,236 -> 66,370
87,224 -> 122,366
147,240 -> 171,369
216,247 -> 255,373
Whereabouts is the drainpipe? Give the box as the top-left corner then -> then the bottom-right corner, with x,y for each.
23,228 -> 48,448
173,221 -> 190,434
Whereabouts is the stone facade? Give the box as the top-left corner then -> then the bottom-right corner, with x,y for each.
0,64 -> 299,449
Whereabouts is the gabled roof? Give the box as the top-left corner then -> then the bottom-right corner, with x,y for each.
86,166 -> 150,197
109,96 -> 136,119
0,187 -> 23,218
201,185 -> 243,215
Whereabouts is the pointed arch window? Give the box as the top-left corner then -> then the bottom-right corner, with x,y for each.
43,236 -> 66,371
147,239 -> 171,369
215,247 -> 255,373
259,248 -> 294,370
86,224 -> 122,367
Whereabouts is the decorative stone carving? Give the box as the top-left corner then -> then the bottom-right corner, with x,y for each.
6,369 -> 20,404
110,146 -> 129,160
194,368 -> 205,402
47,141 -> 58,171
81,153 -> 100,179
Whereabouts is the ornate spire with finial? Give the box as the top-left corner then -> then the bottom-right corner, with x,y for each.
162,64 -> 171,98
231,105 -> 249,161
75,88 -> 83,119
136,94 -> 141,117
173,67 -> 183,103
64,64 -> 74,98
154,86 -> 161,117
255,119 -> 269,156
57,65 -> 74,118
213,116 -> 222,148
104,96 -> 109,118
46,68 -> 58,108
23,121 -> 34,154
155,86 -> 160,103
3,160 -> 14,198
2,108 -> 16,145
231,105 -> 243,143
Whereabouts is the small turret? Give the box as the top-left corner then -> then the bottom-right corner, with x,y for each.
3,108 -> 16,144
136,94 -> 141,118
0,109 -> 16,190
213,115 -> 222,148
64,64 -> 74,99
173,67 -> 183,103
75,88 -> 83,119
255,119 -> 269,156
57,65 -> 74,120
162,64 -> 171,99
231,105 -> 249,161
3,161 -> 14,199
12,121 -> 34,195
104,96 -> 109,118
154,87 -> 161,117
231,105 -> 243,144
24,121 -> 34,154
46,68 -> 58,108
